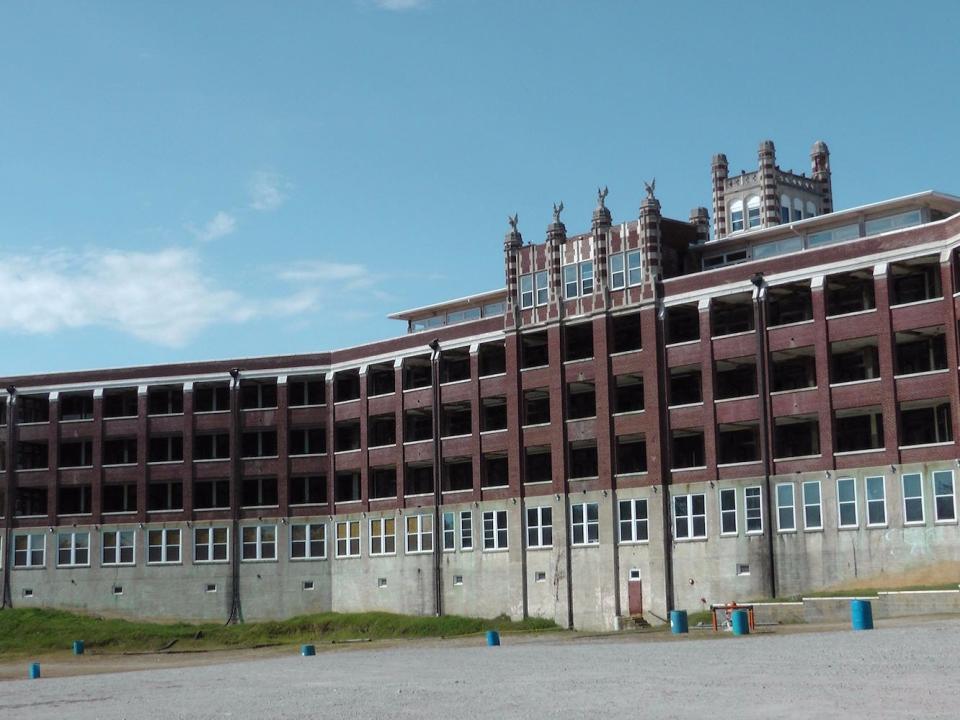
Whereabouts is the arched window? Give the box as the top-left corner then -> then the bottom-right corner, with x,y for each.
780,194 -> 791,224
805,201 -> 816,219
792,198 -> 803,222
746,196 -> 761,229
730,200 -> 744,232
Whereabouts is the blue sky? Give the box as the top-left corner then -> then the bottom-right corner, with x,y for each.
1,0 -> 958,375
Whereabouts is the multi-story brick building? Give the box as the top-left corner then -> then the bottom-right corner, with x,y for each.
2,140 -> 959,630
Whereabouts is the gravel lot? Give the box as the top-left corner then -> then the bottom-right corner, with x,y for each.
3,619 -> 959,719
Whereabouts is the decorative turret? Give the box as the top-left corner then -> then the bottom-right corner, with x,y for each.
546,202 -> 566,309
592,187 -> 611,299
711,153 -> 728,239
811,140 -> 833,215
689,206 -> 710,245
503,214 -> 522,314
758,139 -> 778,228
639,180 -> 662,290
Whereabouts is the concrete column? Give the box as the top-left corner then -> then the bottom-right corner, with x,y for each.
810,277 -> 835,465
873,264 -> 901,464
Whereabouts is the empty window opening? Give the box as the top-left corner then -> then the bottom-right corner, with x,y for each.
194,382 -> 230,412
610,312 -> 641,353
112,585 -> 123,596
367,363 -> 395,396
830,337 -> 880,384
899,399 -> 953,446
534,571 -> 546,583
564,323 -> 594,362
17,441 -> 48,470
441,402 -> 472,437
239,379 -> 278,410
368,414 -> 396,447
148,386 -> 184,415
335,470 -> 362,502
774,415 -> 820,458
890,256 -> 942,305
60,392 -> 94,421
103,388 -> 139,418
60,440 -> 94,468
289,376 -> 325,406
405,463 -> 433,495
241,430 -> 277,458
242,477 -> 278,507
671,429 -> 705,469
194,433 -> 230,461
102,484 -> 136,513
303,580 -> 315,591
443,458 -> 473,492
478,342 -> 507,376
148,481 -> 183,511
616,435 -> 647,474
103,438 -> 138,465
614,374 -> 644,413
148,435 -> 183,463
290,475 -> 327,505
334,369 -> 361,402
59,485 -> 91,515
205,583 -> 218,593
194,479 -> 230,509
711,293 -> 754,336
334,421 -> 361,452
669,365 -> 702,406
23,588 -> 34,598
369,466 -> 397,499
566,382 -> 596,420
403,355 -> 433,390
665,304 -> 700,344
15,487 -> 48,517
718,423 -> 760,464
568,441 -> 598,479
377,577 -> 388,589
440,348 -> 471,383
521,331 -> 549,369
291,427 -> 326,455
482,453 -> 509,488
835,407 -> 884,452
481,396 -> 507,432
771,347 -> 817,392
454,574 -> 465,586
523,389 -> 550,425
736,564 -> 750,576
404,409 -> 433,442
895,326 -> 947,375
18,395 -> 49,424
524,446 -> 552,484
767,282 -> 813,326
826,270 -> 876,316
715,357 -> 757,399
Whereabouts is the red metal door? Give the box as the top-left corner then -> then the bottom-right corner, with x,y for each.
628,579 -> 643,616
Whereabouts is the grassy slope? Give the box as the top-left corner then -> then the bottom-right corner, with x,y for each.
0,609 -> 556,656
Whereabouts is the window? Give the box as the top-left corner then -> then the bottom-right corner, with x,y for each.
194,433 -> 229,461
745,486 -> 763,534
580,260 -> 594,295
934,470 -> 957,522
837,478 -> 858,528
902,473 -> 925,524
866,476 -> 887,527
194,383 -> 230,412
148,436 -> 183,463
240,380 -> 278,409
288,377 -> 325,406
571,502 -> 599,546
719,488 -> 737,535
460,510 -> 473,550
194,527 -> 229,563
519,274 -> 534,309
57,532 -> 90,567
241,525 -> 277,561
626,250 -> 642,286
483,510 -> 508,550
194,480 -> 229,510
534,270 -> 549,306
289,475 -> 327,506
802,481 -> 822,530
776,484 -> 796,532
336,520 -> 361,558
103,484 -> 137,513
526,506 -> 553,548
148,387 -> 183,415
405,514 -> 433,554
241,430 -> 277,458
291,523 -> 327,560
147,528 -> 181,564
673,494 -> 706,540
369,518 -> 396,556
563,265 -> 578,299
746,196 -> 761,228
609,253 -> 625,289
618,498 -> 648,543
442,512 -> 456,551
730,200 -> 744,232
290,428 -> 326,456
242,477 -> 278,507
13,534 -> 45,567
147,481 -> 183,511
102,530 -> 135,565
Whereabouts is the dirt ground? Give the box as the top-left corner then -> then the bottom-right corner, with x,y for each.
1,618 -> 958,719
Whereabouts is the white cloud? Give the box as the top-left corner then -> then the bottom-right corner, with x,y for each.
249,171 -> 288,212
279,261 -> 371,287
372,0 -> 427,10
189,211 -> 237,242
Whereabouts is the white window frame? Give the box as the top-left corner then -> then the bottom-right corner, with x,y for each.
241,525 -> 277,562
626,250 -> 642,286
730,200 -> 744,232
932,470 -> 956,523
147,528 -> 181,564
563,265 -> 579,299
14,533 -> 46,568
525,505 -> 553,549
571,502 -> 600,546
609,253 -> 625,290
673,493 -> 706,540
865,475 -> 887,527
368,517 -> 395,556
618,498 -> 648,544
802,480 -> 823,531
837,477 -> 859,529
291,522 -> 327,560
519,274 -> 534,309
745,486 -> 763,534
194,527 -> 229,563
405,513 -> 434,554
482,509 -> 508,551
719,488 -> 737,536
460,510 -> 473,551
57,531 -> 91,568
776,483 -> 796,532
580,260 -> 594,295
442,511 -> 456,552
102,529 -> 135,566
336,520 -> 361,558
746,196 -> 761,228
902,472 -> 925,525
534,270 -> 549,306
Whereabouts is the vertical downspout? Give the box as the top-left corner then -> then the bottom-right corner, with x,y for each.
751,274 -> 777,599
429,340 -> 443,617
226,369 -> 243,624
1,387 -> 16,609
655,301 -> 675,613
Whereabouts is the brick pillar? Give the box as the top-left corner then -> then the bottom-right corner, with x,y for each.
504,219 -> 523,329
503,332 -> 522,508
810,277 -> 835,465
393,361 -> 406,505
546,206 -> 566,320
873,263 -> 901,464
136,386 -> 148,522
711,154 -> 728,240
811,141 -> 833,216
639,195 -> 662,293
698,299 -> 719,481
357,368 -> 369,511
689,207 -> 710,245
938,254 -> 960,445
182,383 -> 194,517
326,376 -> 337,513
91,389 -> 104,524
758,140 -> 779,228
276,377 -> 290,516
593,188 -> 612,308
47,392 -> 59,523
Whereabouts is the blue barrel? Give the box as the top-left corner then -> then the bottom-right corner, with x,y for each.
486,630 -> 500,646
731,609 -> 750,635
300,644 -> 316,657
670,610 -> 688,634
851,599 -> 874,631
73,640 -> 85,655
29,663 -> 41,679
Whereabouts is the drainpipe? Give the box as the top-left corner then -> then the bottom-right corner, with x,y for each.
751,273 -> 777,600
226,368 -> 243,624
1,386 -> 16,609
655,302 -> 675,613
429,339 -> 443,617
